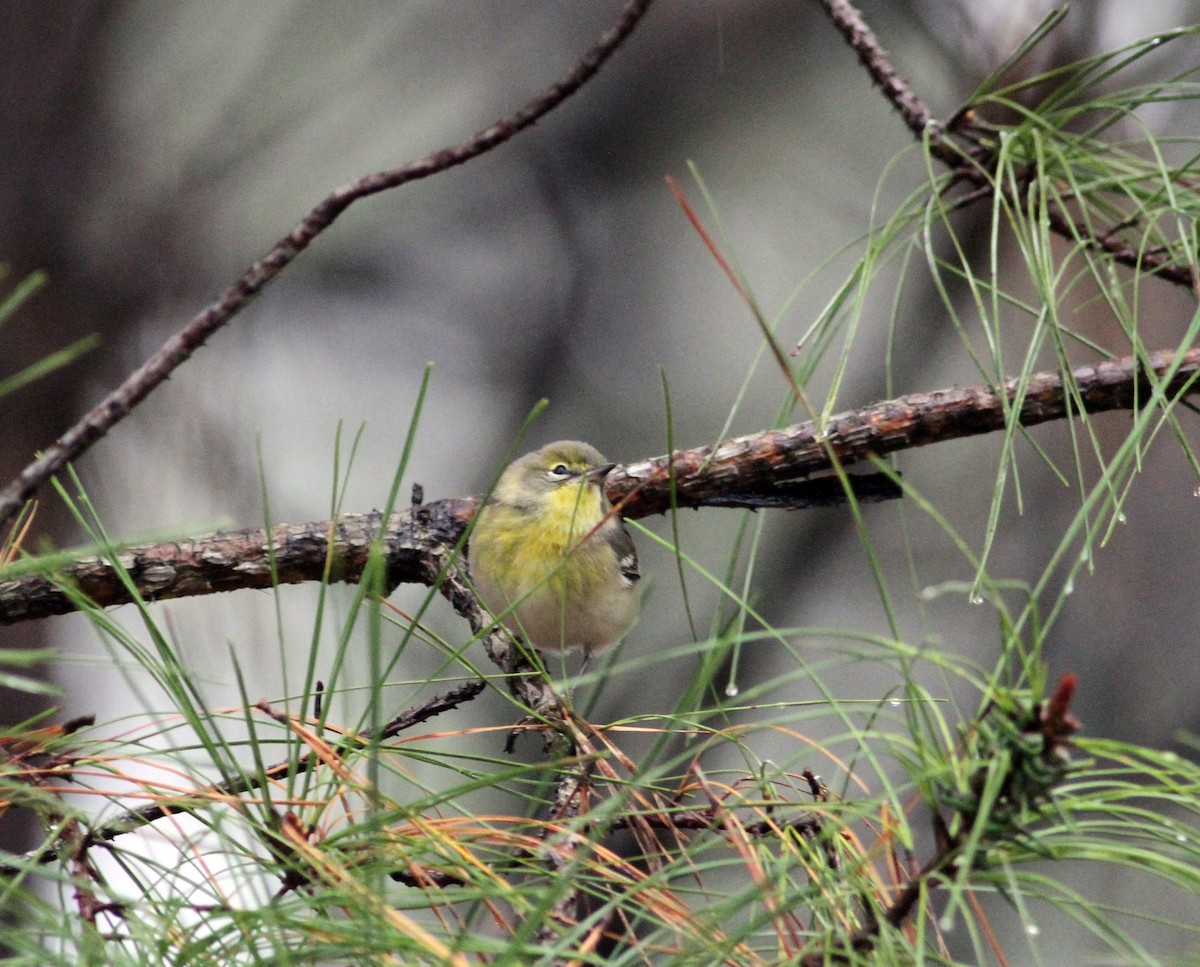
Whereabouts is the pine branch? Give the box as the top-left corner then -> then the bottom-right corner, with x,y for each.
2,347 -> 1196,626
819,0 -> 1199,289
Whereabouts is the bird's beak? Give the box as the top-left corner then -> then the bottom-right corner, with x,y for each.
586,463 -> 617,485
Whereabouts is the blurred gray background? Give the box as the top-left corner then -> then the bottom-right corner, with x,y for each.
2,0 -> 1199,959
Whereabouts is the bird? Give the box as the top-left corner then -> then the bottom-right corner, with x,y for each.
468,440 -> 640,668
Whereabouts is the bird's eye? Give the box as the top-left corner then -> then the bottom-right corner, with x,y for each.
550,463 -> 569,477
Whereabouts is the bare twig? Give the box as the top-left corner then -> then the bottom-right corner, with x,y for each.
815,0 -> 946,158
378,677 -> 488,741
2,347 -> 1196,625
0,0 -> 657,530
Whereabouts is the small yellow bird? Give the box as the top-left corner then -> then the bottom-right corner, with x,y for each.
469,441 -> 640,664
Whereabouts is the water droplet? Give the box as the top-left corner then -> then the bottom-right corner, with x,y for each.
1063,575 -> 1074,595
1116,512 -> 1127,524
968,593 -> 984,605
889,699 -> 902,708
1078,547 -> 1090,564
1176,833 -> 1188,843
1026,923 -> 1040,937
1193,486 -> 1200,498
724,683 -> 739,698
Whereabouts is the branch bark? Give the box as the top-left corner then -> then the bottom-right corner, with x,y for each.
3,347 -> 1195,626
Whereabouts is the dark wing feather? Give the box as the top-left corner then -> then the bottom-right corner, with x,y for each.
611,521 -> 640,587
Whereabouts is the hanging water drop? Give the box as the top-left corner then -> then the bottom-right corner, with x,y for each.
724,682 -> 740,698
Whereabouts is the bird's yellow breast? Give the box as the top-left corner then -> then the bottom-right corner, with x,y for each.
470,480 -> 628,651
474,481 -> 603,584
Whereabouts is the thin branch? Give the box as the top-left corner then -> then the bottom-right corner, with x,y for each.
2,347 -> 1197,625
377,677 -> 488,742
0,0 -> 657,531
1,677 -> 488,877
815,0 -> 945,158
1045,203 -> 1198,290
819,0 -> 1199,289
61,817 -> 114,926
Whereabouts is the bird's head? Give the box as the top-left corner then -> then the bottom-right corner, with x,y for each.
494,440 -> 616,507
